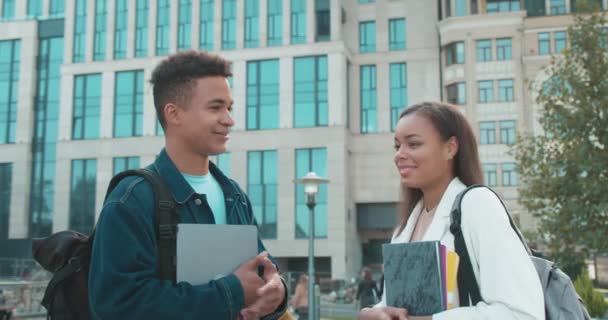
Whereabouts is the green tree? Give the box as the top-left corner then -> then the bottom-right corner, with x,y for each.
574,271 -> 608,317
513,1 -> 608,276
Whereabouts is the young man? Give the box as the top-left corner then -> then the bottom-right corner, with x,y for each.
89,51 -> 287,319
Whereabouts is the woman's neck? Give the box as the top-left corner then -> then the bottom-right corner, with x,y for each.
421,174 -> 455,211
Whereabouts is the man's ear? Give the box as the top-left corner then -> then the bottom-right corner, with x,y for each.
445,136 -> 459,160
164,103 -> 180,127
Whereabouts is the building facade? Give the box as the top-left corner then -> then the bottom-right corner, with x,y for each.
0,0 -> 594,279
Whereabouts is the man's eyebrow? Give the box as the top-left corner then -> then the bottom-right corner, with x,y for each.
206,98 -> 234,105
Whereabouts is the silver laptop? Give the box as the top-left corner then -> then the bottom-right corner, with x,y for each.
176,223 -> 258,285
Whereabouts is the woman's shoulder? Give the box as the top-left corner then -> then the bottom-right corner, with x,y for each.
460,186 -> 509,224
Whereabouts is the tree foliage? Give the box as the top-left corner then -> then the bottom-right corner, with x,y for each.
574,271 -> 608,317
513,2 -> 608,271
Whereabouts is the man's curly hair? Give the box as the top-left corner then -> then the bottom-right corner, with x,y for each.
150,50 -> 232,129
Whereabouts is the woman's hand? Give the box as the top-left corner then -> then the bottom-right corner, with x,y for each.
358,307 -> 408,320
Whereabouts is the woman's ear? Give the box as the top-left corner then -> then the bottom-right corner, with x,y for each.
445,136 -> 459,160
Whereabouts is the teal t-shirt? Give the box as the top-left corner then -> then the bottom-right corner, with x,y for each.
182,172 -> 226,224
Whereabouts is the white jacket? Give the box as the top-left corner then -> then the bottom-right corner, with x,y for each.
376,178 -> 545,320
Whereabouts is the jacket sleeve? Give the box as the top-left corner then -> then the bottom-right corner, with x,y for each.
433,188 -> 545,320
242,192 -> 288,320
89,192 -> 245,319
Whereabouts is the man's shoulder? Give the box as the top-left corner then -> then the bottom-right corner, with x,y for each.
103,174 -> 158,209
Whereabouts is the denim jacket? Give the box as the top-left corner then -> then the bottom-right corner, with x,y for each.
89,149 -> 287,319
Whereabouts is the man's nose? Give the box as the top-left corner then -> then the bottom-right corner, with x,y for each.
221,111 -> 235,127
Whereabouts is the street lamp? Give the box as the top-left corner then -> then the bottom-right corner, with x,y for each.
295,172 -> 329,320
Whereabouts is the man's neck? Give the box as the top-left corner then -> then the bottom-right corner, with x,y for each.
165,141 -> 210,176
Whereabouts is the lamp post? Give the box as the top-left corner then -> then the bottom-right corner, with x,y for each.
295,172 -> 329,320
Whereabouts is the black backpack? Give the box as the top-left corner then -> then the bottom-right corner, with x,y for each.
31,169 -> 179,320
450,185 -> 591,320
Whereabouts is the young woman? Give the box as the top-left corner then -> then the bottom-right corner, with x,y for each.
358,102 -> 544,320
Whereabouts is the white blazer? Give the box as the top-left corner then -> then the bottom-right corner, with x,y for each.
376,178 -> 545,320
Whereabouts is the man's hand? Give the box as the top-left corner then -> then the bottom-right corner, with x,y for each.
240,252 -> 285,320
233,254 -> 267,307
358,307 -> 408,320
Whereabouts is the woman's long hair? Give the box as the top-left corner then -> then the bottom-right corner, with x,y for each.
394,101 -> 484,236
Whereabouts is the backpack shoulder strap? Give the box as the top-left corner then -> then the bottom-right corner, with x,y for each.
106,168 -> 178,281
449,184 -> 532,306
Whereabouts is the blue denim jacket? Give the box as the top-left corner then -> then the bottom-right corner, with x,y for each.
89,149 -> 286,319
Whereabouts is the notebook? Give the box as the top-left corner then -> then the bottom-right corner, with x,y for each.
176,223 -> 258,285
382,241 -> 446,316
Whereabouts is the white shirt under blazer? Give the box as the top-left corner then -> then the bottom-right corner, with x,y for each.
376,178 -> 545,320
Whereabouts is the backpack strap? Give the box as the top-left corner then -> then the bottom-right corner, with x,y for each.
449,184 -> 531,307
106,168 -> 178,281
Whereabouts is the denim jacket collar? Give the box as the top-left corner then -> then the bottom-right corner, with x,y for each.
152,148 -> 239,204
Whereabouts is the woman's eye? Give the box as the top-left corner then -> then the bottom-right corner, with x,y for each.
394,144 -> 400,151
409,142 -> 421,148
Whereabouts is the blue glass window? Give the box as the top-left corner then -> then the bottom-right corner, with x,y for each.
294,56 -> 328,128
200,0 -> 214,50
479,121 -> 496,144
267,0 -> 282,46
178,0 -> 192,50
248,150 -> 278,239
156,120 -> 164,136
27,0 -> 43,18
0,40 -> 20,144
93,0 -> 107,61
222,0 -> 236,50
476,39 -> 492,62
295,148 -> 327,238
29,36 -> 63,237
215,152 -> 231,176
498,79 -> 514,102
551,0 -> 566,14
554,31 -> 566,53
483,163 -> 497,186
446,42 -> 464,65
455,0 -> 467,16
135,0 -> 148,57
247,59 -> 279,130
486,0 -> 520,13
538,32 -> 550,55
70,159 -> 97,234
1,0 -> 15,19
501,163 -> 518,186
113,156 -> 140,174
499,120 -> 516,144
244,0 -> 259,48
360,65 -> 376,133
315,0 -> 330,42
496,38 -> 512,60
359,21 -> 376,53
114,0 -> 128,59
290,0 -> 306,44
73,0 -> 87,63
49,0 -> 65,17
72,74 -> 101,140
390,63 -> 407,131
389,18 -> 406,51
156,0 -> 170,55
114,70 -> 144,137
478,80 -> 494,103
359,0 -> 374,3
0,163 -> 11,239
447,82 -> 466,105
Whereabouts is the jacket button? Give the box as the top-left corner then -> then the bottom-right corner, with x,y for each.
194,198 -> 202,206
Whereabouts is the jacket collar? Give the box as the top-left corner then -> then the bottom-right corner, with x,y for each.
397,177 -> 467,243
152,149 -> 239,204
